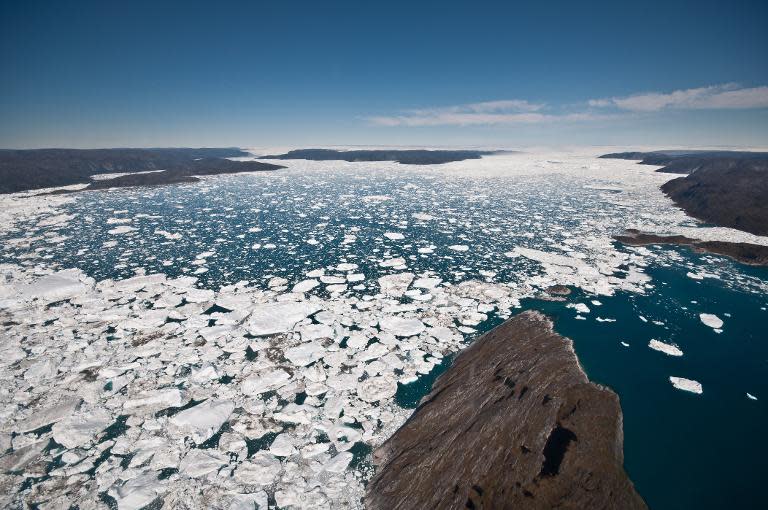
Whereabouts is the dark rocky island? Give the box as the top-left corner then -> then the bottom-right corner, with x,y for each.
366,311 -> 646,510
0,148 -> 283,194
614,229 -> 768,266
260,148 -> 501,165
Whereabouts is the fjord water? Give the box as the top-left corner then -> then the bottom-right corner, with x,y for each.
2,157 -> 765,508
520,253 -> 768,510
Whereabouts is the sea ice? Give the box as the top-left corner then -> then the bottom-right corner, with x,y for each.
669,376 -> 703,394
378,316 -> 425,337
51,408 -> 112,449
247,301 -> 321,336
648,339 -> 684,357
292,279 -> 319,293
242,369 -> 291,395
169,399 -> 235,444
378,272 -> 414,297
699,313 -> 723,330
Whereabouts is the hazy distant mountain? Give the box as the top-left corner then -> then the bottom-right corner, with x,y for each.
261,148 -> 502,165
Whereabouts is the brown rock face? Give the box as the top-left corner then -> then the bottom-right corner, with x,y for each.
365,311 -> 646,510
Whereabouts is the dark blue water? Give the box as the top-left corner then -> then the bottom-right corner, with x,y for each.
518,249 -> 767,510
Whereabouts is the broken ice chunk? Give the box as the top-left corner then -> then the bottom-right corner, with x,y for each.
247,302 -> 322,336
378,316 -> 425,337
357,376 -> 398,402
21,269 -> 94,302
669,376 -> 703,394
292,279 -> 319,293
228,492 -> 269,510
15,396 -> 81,433
123,388 -> 184,412
179,449 -> 229,477
52,407 -> 111,449
377,272 -> 414,297
648,339 -> 683,357
108,473 -> 166,510
242,369 -> 291,396
699,313 -> 723,331
233,451 -> 282,486
169,399 -> 234,444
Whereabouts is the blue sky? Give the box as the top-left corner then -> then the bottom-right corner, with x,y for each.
1,0 -> 767,148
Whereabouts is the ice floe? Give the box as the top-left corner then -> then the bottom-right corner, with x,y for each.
699,313 -> 724,331
669,376 -> 703,394
648,339 -> 684,357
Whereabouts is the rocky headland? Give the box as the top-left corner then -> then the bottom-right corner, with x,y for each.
0,148 -> 283,194
365,311 -> 646,510
602,150 -> 768,259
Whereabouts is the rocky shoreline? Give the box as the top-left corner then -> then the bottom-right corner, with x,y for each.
614,229 -> 768,267
601,150 -> 768,236
366,311 -> 646,510
0,148 -> 283,194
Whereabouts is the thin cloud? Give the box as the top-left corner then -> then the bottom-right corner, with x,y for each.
368,100 -> 609,127
590,84 -> 768,112
369,84 -> 768,127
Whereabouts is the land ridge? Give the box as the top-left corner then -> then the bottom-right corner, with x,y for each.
0,148 -> 283,194
601,150 -> 768,236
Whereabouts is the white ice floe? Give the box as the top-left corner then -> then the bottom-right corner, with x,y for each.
292,279 -> 319,293
21,269 -> 94,302
699,313 -> 723,331
377,272 -> 414,297
169,399 -> 234,444
648,339 -> 684,357
669,376 -> 703,394
568,303 -> 591,314
242,369 -> 291,395
378,316 -> 426,337
383,232 -> 405,240
108,225 -> 137,235
51,407 -> 112,449
247,301 -> 321,336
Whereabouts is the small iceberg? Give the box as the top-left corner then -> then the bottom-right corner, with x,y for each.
648,339 -> 683,357
669,376 -> 703,394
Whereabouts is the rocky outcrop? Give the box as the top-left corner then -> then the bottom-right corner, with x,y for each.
599,150 -> 768,174
0,148 -> 283,194
660,158 -> 768,236
601,150 -> 768,236
614,229 -> 768,266
366,311 -> 646,510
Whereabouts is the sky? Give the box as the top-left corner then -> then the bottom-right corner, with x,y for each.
1,0 -> 767,149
